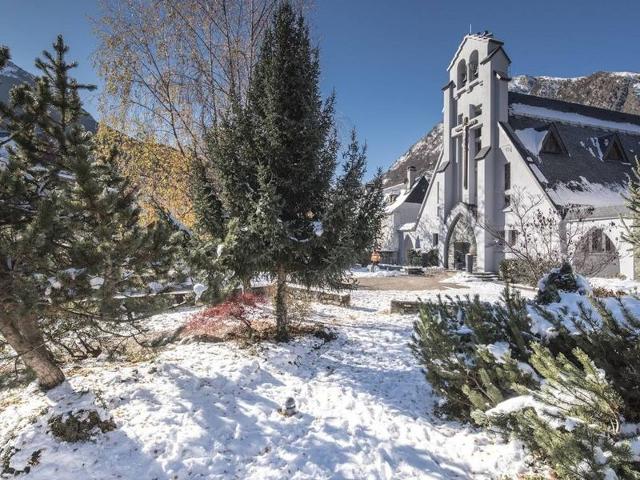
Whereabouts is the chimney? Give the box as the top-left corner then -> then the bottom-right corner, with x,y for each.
407,166 -> 416,189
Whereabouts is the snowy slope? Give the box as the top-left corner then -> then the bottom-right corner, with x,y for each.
383,71 -> 640,185
0,281 -> 534,480
0,60 -> 98,133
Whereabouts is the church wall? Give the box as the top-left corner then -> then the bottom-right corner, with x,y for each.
415,170 -> 448,263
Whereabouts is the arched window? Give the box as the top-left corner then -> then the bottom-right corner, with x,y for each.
457,59 -> 467,88
469,50 -> 479,81
574,228 -> 619,277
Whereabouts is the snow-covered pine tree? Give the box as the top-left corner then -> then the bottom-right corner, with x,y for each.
0,37 -> 179,389
198,2 -> 385,340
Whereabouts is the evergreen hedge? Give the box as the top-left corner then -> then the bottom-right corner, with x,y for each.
411,264 -> 640,479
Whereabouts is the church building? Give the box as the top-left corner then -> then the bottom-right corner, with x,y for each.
402,32 -> 640,279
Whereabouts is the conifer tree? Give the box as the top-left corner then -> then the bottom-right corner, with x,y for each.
0,37 -> 179,389
196,3 -> 385,340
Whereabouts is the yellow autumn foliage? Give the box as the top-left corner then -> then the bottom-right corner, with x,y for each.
94,125 -> 195,227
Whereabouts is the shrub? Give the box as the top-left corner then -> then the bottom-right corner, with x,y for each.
183,292 -> 265,339
499,258 -> 557,286
412,264 -> 640,478
499,258 -> 529,284
535,261 -> 589,305
410,287 -> 538,418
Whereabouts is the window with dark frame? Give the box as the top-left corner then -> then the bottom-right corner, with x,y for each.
504,162 -> 511,190
605,142 -> 625,162
591,230 -> 602,252
541,132 -> 563,154
474,127 -> 482,152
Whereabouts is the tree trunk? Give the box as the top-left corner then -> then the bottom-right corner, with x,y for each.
274,265 -> 288,341
0,315 -> 65,390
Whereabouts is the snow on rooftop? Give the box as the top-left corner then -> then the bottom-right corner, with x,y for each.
398,222 -> 416,232
510,103 -> 640,135
385,188 -> 413,213
529,164 -> 548,184
514,127 -> 547,155
547,176 -> 628,207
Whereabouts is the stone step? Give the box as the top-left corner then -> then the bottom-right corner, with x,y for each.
467,271 -> 500,282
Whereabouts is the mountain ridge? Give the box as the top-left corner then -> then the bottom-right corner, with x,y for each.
382,71 -> 640,186
0,60 -> 98,133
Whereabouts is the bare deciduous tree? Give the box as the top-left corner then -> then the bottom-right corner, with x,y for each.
93,0 -> 302,160
481,189 -> 617,284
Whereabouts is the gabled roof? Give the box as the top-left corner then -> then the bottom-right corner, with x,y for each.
385,176 -> 429,213
507,92 -> 640,210
446,33 -> 503,71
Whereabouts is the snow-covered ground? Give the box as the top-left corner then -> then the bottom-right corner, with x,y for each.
0,278 -> 535,479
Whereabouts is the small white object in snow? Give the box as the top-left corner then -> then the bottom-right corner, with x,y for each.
148,282 -> 164,294
48,277 -> 63,290
486,395 -> 539,416
63,268 -> 83,280
625,436 -> 640,461
485,342 -> 511,363
216,244 -> 224,257
193,283 -> 207,302
90,277 -> 104,289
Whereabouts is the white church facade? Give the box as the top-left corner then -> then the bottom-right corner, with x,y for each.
398,33 -> 640,279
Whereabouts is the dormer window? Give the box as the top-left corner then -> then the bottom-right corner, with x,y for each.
602,135 -> 628,162
541,133 -> 562,154
540,123 -> 567,155
606,142 -> 625,161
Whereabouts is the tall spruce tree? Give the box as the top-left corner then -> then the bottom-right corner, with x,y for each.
0,37 -> 179,389
196,3 -> 385,340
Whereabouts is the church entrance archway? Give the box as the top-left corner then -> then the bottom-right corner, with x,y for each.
444,213 -> 477,271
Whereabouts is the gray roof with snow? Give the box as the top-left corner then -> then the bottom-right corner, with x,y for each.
506,92 -> 640,211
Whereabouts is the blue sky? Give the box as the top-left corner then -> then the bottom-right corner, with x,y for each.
1,0 -> 639,174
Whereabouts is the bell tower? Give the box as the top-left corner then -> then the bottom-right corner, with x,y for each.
440,32 -> 511,272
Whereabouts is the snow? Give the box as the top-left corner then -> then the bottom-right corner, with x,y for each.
514,127 -> 547,155
485,341 -> 511,363
547,176 -> 628,207
148,281 -> 165,294
89,277 -> 104,289
312,221 -> 323,237
193,283 -> 208,302
486,395 -> 540,416
0,281 -> 534,479
397,222 -> 415,231
627,437 -> 640,461
351,267 -> 405,278
529,164 -> 548,183
385,188 -> 412,213
510,103 -> 640,135
528,287 -> 640,339
589,277 -> 640,294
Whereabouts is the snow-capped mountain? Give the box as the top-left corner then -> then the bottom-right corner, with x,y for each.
0,59 -> 98,133
383,71 -> 640,186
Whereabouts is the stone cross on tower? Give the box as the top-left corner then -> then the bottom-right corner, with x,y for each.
452,116 -> 479,190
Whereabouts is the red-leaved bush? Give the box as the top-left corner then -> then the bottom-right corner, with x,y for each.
183,292 -> 265,339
